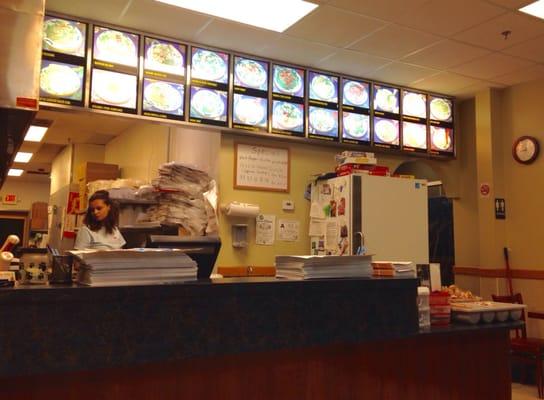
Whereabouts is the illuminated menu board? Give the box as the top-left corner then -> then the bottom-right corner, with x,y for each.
402,90 -> 427,153
232,56 -> 269,132
373,84 -> 400,149
429,96 -> 454,155
189,47 -> 229,126
341,78 -> 370,145
271,64 -> 305,136
41,16 -> 87,106
90,26 -> 140,114
308,72 -> 339,141
142,37 -> 186,121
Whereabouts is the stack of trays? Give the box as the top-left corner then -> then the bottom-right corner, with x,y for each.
451,301 -> 526,324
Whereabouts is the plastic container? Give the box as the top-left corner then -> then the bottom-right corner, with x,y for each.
417,287 -> 431,329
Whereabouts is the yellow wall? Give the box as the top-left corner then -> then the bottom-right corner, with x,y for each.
0,180 -> 51,211
216,134 -> 464,267
105,123 -> 169,181
50,144 -> 72,194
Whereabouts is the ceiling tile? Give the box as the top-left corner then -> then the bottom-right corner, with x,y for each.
316,49 -> 392,77
348,25 -> 441,59
502,34 -> 544,62
390,0 -> 507,36
411,72 -> 482,94
195,20 -> 281,56
486,0 -> 534,9
326,0 -> 431,22
449,52 -> 534,79
454,11 -> 544,51
122,0 -> 213,42
491,63 -> 544,85
369,62 -> 440,86
260,36 -> 336,68
286,5 -> 386,47
46,0 -> 131,22
402,40 -> 491,69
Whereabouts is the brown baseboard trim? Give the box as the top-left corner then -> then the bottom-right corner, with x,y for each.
454,266 -> 544,280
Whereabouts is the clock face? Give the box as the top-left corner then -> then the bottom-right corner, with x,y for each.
513,136 -> 539,164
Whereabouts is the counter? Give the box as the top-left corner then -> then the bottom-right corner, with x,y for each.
0,278 -> 517,399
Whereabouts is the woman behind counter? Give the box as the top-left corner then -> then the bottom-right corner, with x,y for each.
74,190 -> 126,250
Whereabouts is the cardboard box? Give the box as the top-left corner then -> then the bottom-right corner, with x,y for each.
77,162 -> 119,212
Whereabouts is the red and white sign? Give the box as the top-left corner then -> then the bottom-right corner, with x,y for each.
479,183 -> 491,198
2,194 -> 17,205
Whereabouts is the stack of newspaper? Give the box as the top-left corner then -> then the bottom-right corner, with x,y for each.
70,248 -> 198,286
372,261 -> 416,277
275,254 -> 373,280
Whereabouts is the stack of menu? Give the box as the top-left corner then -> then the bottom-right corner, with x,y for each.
275,254 -> 373,280
143,162 -> 217,235
71,248 -> 197,286
372,261 -> 416,277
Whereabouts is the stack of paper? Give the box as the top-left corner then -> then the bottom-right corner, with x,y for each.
70,248 -> 198,286
372,261 -> 416,277
141,162 -> 217,235
275,254 -> 373,280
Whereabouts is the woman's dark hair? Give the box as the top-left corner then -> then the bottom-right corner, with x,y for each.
84,190 -> 119,234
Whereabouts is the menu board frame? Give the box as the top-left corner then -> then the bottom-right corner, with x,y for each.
271,63 -> 306,137
307,71 -> 340,142
340,77 -> 371,146
41,15 -> 88,107
40,12 -> 457,160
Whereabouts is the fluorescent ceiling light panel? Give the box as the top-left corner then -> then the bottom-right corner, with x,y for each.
8,169 -> 24,177
520,0 -> 544,19
155,0 -> 318,32
24,125 -> 48,142
14,152 -> 33,163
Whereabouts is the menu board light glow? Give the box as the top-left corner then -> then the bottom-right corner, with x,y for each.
430,126 -> 454,153
233,94 -> 267,128
374,84 -> 399,114
430,96 -> 453,123
40,60 -> 84,104
145,38 -> 186,76
374,117 -> 399,146
343,112 -> 369,143
309,107 -> 338,138
273,65 -> 304,98
234,57 -> 268,91
191,48 -> 229,84
403,91 -> 427,119
93,27 -> 139,68
342,79 -> 369,109
309,72 -> 338,103
190,87 -> 227,123
91,69 -> 137,112
272,100 -> 304,134
43,16 -> 86,57
142,78 -> 184,119
402,121 -> 427,150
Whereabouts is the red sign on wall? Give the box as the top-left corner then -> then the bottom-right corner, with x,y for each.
2,194 -> 17,205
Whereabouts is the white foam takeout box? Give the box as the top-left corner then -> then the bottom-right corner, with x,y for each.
451,301 -> 526,324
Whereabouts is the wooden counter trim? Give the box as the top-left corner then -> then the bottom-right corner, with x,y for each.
455,266 -> 544,280
217,266 -> 276,277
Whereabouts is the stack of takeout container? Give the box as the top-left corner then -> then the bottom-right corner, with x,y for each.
429,290 -> 451,326
334,151 -> 390,177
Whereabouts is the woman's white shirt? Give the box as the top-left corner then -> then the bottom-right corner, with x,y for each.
74,226 -> 126,250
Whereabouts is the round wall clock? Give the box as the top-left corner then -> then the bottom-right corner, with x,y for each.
512,136 -> 539,164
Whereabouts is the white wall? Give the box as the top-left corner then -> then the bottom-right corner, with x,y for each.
169,127 -> 221,179
105,123 -> 169,182
0,180 -> 51,211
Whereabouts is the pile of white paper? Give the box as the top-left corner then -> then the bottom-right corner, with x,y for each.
275,254 -> 373,280
70,248 -> 198,286
142,162 -> 217,235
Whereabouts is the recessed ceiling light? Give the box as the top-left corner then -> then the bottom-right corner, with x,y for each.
155,0 -> 318,32
8,169 -> 24,177
14,152 -> 33,163
24,125 -> 48,142
520,0 -> 544,19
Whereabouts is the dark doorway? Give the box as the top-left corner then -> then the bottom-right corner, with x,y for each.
0,211 -> 28,253
428,197 -> 455,286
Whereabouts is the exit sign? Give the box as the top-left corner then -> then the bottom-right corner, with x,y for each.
2,194 -> 17,205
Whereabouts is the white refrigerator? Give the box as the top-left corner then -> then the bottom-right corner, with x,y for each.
310,174 -> 429,264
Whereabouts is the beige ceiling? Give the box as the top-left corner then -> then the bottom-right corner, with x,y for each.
9,0 -> 544,183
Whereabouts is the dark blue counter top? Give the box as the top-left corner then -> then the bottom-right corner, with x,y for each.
0,277 -> 519,378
